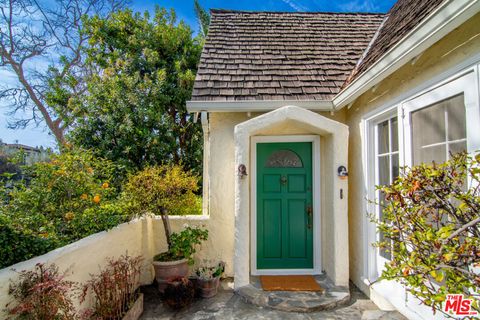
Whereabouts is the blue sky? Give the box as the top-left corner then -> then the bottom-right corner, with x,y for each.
0,0 -> 396,148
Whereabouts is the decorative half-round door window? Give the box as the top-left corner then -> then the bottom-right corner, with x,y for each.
265,149 -> 303,168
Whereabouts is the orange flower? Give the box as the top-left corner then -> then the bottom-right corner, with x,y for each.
80,193 -> 88,200
39,232 -> 49,238
93,194 -> 101,204
102,182 -> 109,189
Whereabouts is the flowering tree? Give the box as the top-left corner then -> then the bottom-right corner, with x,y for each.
374,153 -> 480,317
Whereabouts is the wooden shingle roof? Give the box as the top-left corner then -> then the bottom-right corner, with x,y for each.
191,10 -> 385,102
346,0 -> 446,85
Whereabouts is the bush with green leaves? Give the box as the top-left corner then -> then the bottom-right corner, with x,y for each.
373,152 -> 480,317
124,165 -> 207,262
0,148 -> 134,268
123,165 -> 200,216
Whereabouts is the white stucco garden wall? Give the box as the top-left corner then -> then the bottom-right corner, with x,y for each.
0,215 -> 229,318
345,12 -> 480,315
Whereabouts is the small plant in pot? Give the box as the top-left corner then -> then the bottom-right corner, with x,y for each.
163,277 -> 195,310
195,260 -> 225,298
124,165 -> 208,292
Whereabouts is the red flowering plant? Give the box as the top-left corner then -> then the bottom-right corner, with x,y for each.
372,152 -> 480,317
5,263 -> 77,320
79,254 -> 143,319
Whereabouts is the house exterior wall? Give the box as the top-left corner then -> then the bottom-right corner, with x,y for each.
345,11 -> 480,304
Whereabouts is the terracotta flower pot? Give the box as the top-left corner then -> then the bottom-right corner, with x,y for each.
152,259 -> 189,292
197,276 -> 220,298
122,293 -> 144,320
163,277 -> 195,309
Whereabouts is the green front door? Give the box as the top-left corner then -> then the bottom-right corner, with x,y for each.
257,142 -> 313,269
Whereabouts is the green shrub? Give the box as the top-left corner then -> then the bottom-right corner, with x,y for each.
0,214 -> 60,268
373,153 -> 480,316
123,165 -> 200,216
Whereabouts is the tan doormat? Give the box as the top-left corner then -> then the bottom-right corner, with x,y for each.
260,275 -> 324,292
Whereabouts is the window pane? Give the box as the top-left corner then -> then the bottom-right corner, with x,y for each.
377,120 -> 389,154
415,144 -> 446,165
391,117 -> 398,152
265,149 -> 303,168
378,155 -> 390,185
392,153 -> 399,180
449,141 -> 467,157
446,94 -> 466,141
412,102 -> 445,147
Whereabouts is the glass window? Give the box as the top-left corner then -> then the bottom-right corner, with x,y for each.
411,94 -> 466,165
375,117 -> 399,260
265,149 -> 303,168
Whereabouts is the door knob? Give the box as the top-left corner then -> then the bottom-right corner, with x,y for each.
280,175 -> 288,185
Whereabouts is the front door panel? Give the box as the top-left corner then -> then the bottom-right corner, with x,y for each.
257,142 -> 313,269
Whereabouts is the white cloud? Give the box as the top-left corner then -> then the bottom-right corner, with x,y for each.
338,0 -> 380,12
281,0 -> 309,12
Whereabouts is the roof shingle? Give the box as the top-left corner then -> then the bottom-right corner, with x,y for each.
191,10 -> 385,102
346,0 -> 446,84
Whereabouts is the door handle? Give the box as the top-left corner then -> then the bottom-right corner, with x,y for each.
306,205 -> 312,229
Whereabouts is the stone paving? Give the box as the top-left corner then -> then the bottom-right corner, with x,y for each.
140,280 -> 408,320
236,275 -> 350,312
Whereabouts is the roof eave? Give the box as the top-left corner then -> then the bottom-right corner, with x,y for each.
333,0 -> 480,110
186,99 -> 334,112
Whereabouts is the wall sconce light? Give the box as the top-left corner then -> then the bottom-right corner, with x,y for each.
238,164 -> 248,178
337,166 -> 348,179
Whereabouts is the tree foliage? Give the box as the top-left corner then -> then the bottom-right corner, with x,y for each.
194,0 -> 210,38
68,8 -> 203,174
374,153 -> 480,317
0,0 -> 127,145
0,148 -> 133,268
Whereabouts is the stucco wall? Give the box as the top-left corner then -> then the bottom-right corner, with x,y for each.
345,12 -> 480,296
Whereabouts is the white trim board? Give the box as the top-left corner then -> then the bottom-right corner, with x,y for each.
187,100 -> 333,112
250,135 -> 322,276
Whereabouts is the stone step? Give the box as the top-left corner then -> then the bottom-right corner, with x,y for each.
236,283 -> 350,313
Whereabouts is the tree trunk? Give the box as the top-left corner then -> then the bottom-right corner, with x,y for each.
160,207 -> 172,250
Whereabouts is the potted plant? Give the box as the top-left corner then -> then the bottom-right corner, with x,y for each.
124,166 -> 208,292
152,224 -> 208,291
163,277 -> 195,310
195,260 -> 225,298
80,254 -> 144,320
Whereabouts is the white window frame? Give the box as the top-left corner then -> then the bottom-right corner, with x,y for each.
403,71 -> 480,167
363,67 -> 480,282
373,114 -> 400,273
